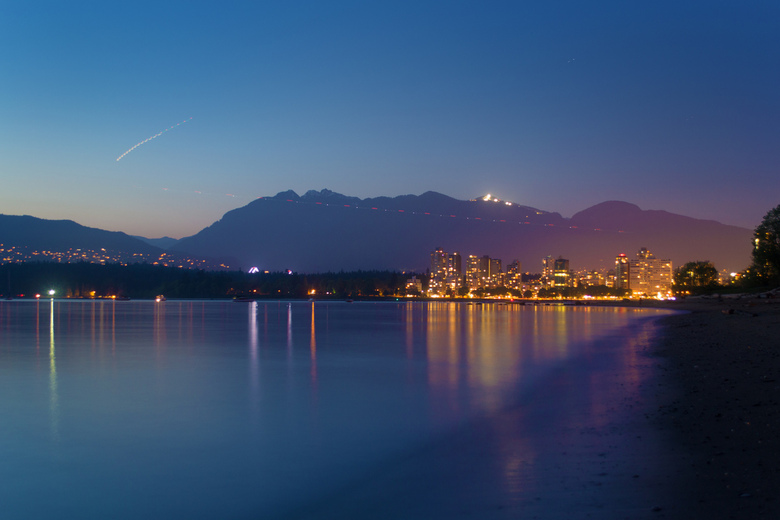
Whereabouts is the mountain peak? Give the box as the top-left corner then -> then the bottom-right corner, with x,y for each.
302,188 -> 339,199
272,189 -> 300,200
572,201 -> 642,218
300,189 -> 361,204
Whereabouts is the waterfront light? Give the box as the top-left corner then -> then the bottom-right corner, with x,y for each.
48,289 -> 55,297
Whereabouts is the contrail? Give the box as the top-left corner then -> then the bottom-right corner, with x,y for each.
116,117 -> 193,161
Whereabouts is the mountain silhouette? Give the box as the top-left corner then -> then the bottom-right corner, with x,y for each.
0,214 -> 226,269
0,215 -> 163,253
170,189 -> 753,273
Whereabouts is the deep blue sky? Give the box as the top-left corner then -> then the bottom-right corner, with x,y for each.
2,1 -> 778,238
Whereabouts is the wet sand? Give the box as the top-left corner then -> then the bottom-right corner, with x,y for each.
649,294 -> 780,519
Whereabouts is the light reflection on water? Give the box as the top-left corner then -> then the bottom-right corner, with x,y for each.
0,300 -> 673,519
49,299 -> 58,442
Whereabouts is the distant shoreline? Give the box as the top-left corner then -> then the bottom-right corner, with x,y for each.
1,294 -> 760,308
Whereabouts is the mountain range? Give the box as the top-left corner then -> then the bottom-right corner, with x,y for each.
0,215 -> 162,253
0,190 -> 754,273
0,214 -> 222,269
166,189 -> 752,273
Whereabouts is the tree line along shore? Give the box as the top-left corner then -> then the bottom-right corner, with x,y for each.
0,260 -> 773,302
0,262 -> 416,300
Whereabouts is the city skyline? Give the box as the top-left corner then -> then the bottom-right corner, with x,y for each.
427,245 -> 675,298
2,2 -> 778,239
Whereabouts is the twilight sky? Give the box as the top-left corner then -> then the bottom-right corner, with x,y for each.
2,1 -> 778,238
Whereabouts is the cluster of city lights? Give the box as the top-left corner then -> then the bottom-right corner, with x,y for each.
0,245 -> 227,270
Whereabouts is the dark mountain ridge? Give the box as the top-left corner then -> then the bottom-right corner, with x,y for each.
172,189 -> 753,273
0,214 -> 162,253
132,236 -> 180,249
0,214 -> 225,269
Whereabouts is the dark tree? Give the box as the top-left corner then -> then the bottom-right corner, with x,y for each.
584,285 -> 612,298
750,204 -> 780,286
673,261 -> 719,295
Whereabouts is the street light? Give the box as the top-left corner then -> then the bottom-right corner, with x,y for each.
48,289 -> 55,298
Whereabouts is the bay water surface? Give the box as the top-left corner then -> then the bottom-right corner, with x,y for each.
0,300 -> 675,519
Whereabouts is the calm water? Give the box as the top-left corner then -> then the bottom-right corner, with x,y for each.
0,300 -> 673,519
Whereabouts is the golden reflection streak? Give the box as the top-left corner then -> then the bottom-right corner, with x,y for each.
425,302 -> 460,394
90,299 -> 96,351
99,299 -> 105,348
405,302 -> 414,359
466,304 -> 503,408
111,300 -> 116,355
154,299 -> 167,361
35,299 -> 40,358
310,302 -> 317,388
427,304 -> 605,416
49,299 -> 59,441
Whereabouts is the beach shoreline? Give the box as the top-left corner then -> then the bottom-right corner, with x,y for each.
646,295 -> 780,519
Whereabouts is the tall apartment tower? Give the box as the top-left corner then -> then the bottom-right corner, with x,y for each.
505,260 -> 522,290
487,256 -> 503,287
542,256 -> 555,287
446,252 -> 462,290
430,248 -> 448,294
429,248 -> 462,295
615,254 -> 630,290
466,255 -> 481,289
629,247 -> 672,296
553,257 -> 570,287
470,255 -> 503,288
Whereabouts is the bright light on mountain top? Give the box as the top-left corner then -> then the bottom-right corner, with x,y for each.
481,194 -> 514,206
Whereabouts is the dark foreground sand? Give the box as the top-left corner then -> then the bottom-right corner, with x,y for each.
650,294 -> 780,519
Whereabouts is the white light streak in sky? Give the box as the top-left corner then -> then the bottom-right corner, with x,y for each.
116,117 -> 193,161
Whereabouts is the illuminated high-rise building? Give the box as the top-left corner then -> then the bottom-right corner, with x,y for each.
605,269 -> 616,288
553,257 -> 570,288
615,254 -> 630,290
465,255 -> 503,289
629,247 -> 672,296
580,270 -> 605,287
482,256 -> 503,288
542,256 -> 569,287
430,248 -> 447,294
429,248 -> 462,295
446,252 -> 463,290
466,255 -> 481,289
505,260 -> 522,290
542,255 -> 555,287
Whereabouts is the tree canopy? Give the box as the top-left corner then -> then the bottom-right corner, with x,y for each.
750,204 -> 780,286
673,261 -> 719,295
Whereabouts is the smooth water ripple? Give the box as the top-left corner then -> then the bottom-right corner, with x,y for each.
0,300 -> 673,519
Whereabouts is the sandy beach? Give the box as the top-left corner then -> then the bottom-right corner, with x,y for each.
648,294 -> 780,519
